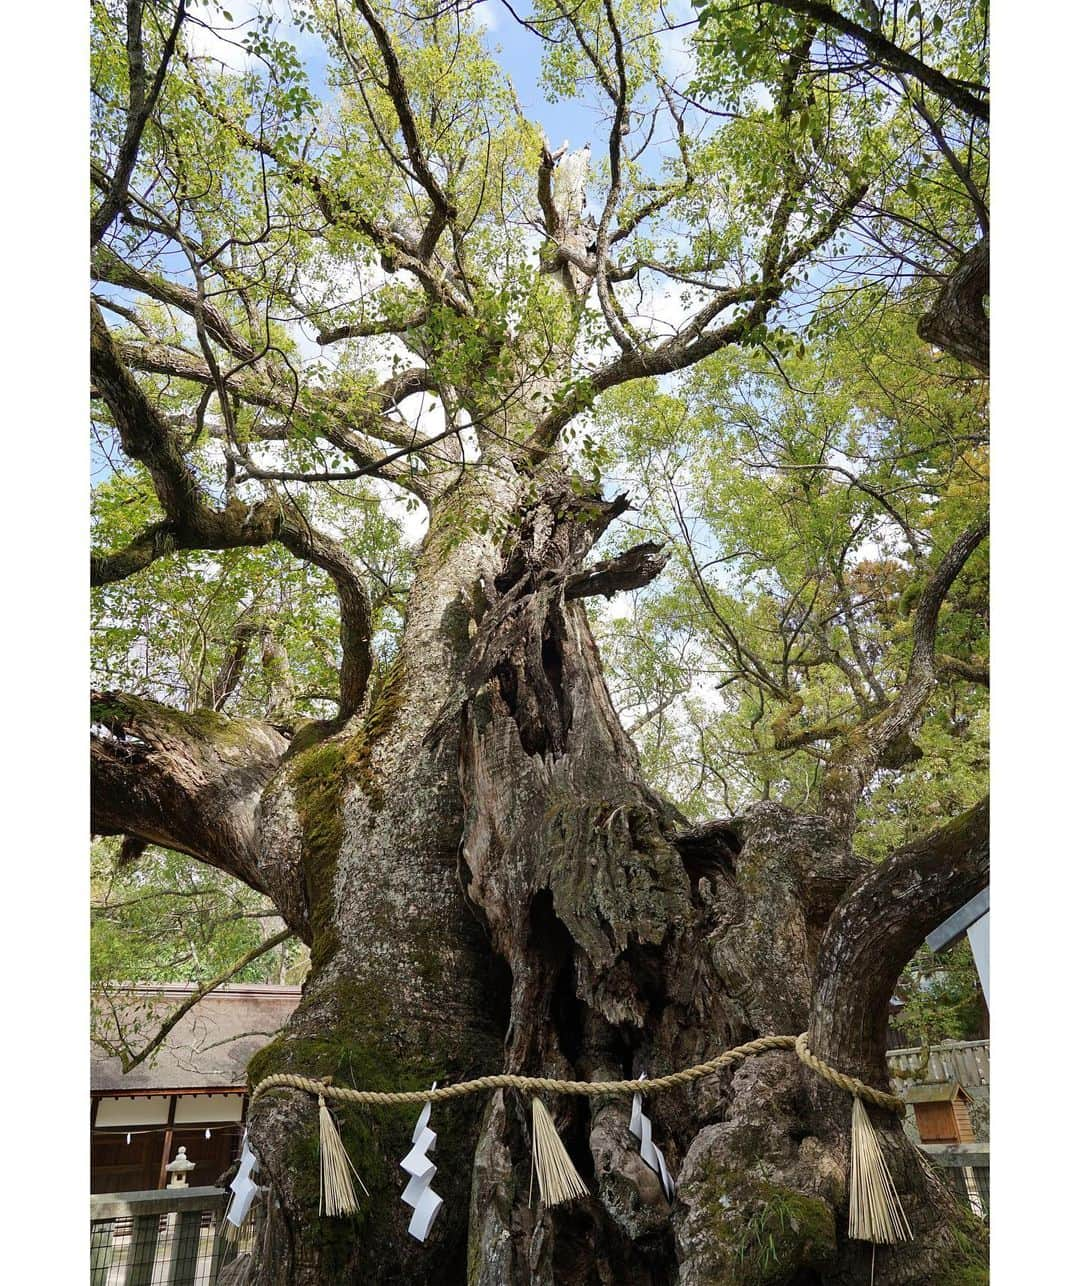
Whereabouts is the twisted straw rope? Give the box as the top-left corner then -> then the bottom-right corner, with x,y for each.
250,1032 -> 905,1115
793,1034 -> 905,1113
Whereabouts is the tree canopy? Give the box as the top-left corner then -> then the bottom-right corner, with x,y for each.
89,17 -> 991,1281
91,0 -> 988,1050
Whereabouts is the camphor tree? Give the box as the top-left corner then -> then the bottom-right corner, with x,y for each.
590,290 -> 988,845
90,1 -> 989,1282
694,0 -> 989,371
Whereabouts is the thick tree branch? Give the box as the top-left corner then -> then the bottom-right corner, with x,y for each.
316,306 -> 430,345
536,139 -> 563,238
108,331 -> 429,473
92,299 -> 213,524
111,325 -> 441,486
564,541 -> 669,600
93,243 -> 257,361
755,1 -> 988,122
277,524 -> 373,722
807,796 -> 989,1092
91,690 -> 290,897
230,417 -> 465,487
771,694 -> 849,751
938,654 -> 989,687
351,0 -> 457,227
92,520 -> 185,584
917,237 -> 989,372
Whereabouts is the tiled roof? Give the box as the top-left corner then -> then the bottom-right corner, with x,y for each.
92,984 -> 302,1093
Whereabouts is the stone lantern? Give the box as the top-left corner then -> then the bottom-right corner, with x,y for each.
165,1145 -> 197,1188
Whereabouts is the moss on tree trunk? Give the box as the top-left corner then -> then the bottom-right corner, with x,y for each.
209,482 -> 986,1285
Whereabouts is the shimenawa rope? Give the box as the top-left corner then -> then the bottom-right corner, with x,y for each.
249,1031 -> 906,1114
245,1031 -> 911,1244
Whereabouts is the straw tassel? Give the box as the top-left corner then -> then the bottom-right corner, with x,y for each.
530,1098 -> 588,1208
318,1093 -> 369,1216
221,1211 -> 253,1247
848,1097 -> 912,1244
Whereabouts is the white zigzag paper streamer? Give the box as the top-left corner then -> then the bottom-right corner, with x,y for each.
225,1132 -> 259,1228
629,1073 -> 676,1202
400,1087 -> 443,1242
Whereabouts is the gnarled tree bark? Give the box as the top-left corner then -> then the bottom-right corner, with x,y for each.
94,474 -> 988,1285
918,238 -> 990,374
90,7 -> 988,1276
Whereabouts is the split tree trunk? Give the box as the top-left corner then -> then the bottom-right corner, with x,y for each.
918,238 -> 989,374
206,468 -> 988,1286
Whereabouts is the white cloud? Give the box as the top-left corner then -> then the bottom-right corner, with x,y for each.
184,1 -> 314,74
655,0 -> 698,82
603,596 -> 635,622
474,1 -> 499,33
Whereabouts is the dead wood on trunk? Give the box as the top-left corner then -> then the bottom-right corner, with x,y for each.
91,481 -> 989,1284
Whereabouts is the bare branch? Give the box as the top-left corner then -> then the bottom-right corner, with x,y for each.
531,167 -> 868,447
198,609 -> 259,711
91,301 -> 374,720
105,316 -> 439,491
317,306 -> 430,345
819,513 -> 989,832
104,927 -> 295,1074
179,57 -> 473,314
591,0 -> 638,353
565,541 -> 670,600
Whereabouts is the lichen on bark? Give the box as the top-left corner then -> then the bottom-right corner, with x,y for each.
98,475 -> 988,1285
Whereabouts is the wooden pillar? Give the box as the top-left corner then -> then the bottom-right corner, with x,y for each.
166,1210 -> 203,1286
90,1097 -> 101,1194
157,1095 -> 178,1188
124,1214 -> 160,1286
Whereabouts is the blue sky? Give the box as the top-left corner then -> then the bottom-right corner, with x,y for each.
185,0 -> 697,158
93,1 -> 701,488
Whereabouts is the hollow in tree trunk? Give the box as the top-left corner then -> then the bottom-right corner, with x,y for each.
94,462 -> 988,1286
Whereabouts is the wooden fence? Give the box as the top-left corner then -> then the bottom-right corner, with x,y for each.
90,1186 -> 242,1286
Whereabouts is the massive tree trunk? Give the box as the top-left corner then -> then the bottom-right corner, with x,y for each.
93,464 -> 987,1286
89,4 -> 990,1277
